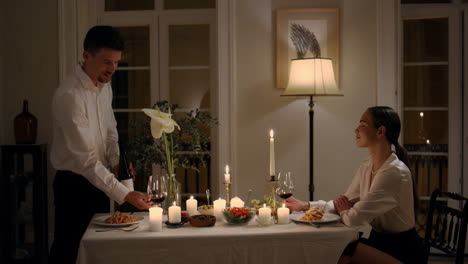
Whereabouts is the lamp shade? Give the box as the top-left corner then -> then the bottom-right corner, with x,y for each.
282,58 -> 341,96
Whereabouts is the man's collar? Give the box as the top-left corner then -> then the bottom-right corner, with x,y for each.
76,63 -> 105,92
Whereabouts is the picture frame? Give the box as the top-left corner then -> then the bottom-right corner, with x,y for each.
276,8 -> 340,89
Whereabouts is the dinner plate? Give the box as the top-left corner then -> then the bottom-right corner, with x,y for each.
93,215 -> 144,227
289,212 -> 341,225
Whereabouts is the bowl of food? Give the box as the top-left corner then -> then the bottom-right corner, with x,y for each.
198,205 -> 214,216
223,207 -> 255,225
189,215 -> 216,227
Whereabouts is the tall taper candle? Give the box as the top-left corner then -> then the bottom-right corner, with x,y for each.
269,129 -> 275,179
224,165 -> 231,183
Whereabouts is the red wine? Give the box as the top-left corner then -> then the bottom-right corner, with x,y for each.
152,195 -> 166,203
278,192 -> 293,199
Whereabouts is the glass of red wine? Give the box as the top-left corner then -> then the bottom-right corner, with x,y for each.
276,172 -> 294,200
148,174 -> 167,207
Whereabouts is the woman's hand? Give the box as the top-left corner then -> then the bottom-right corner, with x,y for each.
334,195 -> 353,214
284,196 -> 310,212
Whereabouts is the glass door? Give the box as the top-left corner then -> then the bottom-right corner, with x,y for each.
159,14 -> 216,202
401,4 -> 462,235
95,0 -> 217,205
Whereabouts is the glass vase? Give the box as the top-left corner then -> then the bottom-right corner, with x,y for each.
165,174 -> 181,210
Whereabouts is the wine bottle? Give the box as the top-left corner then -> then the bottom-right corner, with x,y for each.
118,143 -> 134,191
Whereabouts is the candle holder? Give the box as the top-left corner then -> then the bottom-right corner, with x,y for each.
224,182 -> 231,207
270,176 -> 278,215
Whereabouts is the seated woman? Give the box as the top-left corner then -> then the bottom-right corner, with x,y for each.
285,106 -> 425,264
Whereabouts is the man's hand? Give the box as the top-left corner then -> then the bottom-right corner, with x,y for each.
334,195 -> 353,214
284,196 -> 310,212
124,191 -> 152,210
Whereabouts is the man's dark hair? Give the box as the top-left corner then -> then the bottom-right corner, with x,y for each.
83,25 -> 124,54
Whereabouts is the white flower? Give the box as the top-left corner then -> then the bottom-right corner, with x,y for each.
142,108 -> 180,139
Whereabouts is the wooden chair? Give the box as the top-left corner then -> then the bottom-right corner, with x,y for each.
424,189 -> 468,264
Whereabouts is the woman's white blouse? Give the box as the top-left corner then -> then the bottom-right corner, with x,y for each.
50,65 -> 130,204
341,153 -> 415,232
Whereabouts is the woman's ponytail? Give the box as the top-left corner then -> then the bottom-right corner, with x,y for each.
368,106 -> 419,214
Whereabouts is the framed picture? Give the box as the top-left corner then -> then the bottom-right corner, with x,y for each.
276,8 -> 340,89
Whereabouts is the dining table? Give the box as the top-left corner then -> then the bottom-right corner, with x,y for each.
77,212 -> 359,264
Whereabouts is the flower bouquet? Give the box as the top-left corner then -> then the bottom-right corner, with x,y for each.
142,106 -> 180,208
223,207 -> 255,225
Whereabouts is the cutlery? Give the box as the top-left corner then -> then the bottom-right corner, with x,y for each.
206,189 -> 211,205
95,226 -> 139,232
308,222 -> 321,228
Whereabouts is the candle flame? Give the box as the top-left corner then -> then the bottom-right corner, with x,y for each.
225,165 -> 230,174
269,129 -> 274,138
173,201 -> 176,206
282,203 -> 286,208
263,203 -> 266,208
190,195 -> 194,199
420,112 -> 424,117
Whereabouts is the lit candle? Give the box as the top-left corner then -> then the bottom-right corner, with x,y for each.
230,197 -> 244,208
258,203 -> 271,225
269,129 -> 275,178
277,203 -> 290,225
149,206 -> 163,232
213,198 -> 226,221
224,165 -> 231,183
168,201 -> 181,223
186,196 -> 198,216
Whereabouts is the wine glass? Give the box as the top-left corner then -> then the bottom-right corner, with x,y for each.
148,175 -> 167,207
276,172 -> 294,200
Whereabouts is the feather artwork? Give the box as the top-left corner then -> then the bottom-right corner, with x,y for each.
290,23 -> 321,58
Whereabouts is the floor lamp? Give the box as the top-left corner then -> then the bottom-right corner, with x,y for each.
281,58 -> 342,201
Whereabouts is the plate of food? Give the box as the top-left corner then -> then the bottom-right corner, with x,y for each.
93,211 -> 144,227
289,207 -> 340,225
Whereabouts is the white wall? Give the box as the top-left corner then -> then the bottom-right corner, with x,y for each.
234,0 -> 377,202
3,0 -> 58,145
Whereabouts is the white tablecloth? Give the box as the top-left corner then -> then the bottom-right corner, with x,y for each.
77,212 -> 359,264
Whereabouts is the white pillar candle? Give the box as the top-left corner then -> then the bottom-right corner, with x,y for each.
230,197 -> 244,208
277,203 -> 290,225
149,206 -> 163,231
186,196 -> 198,216
168,201 -> 181,223
258,203 -> 271,225
213,198 -> 226,221
269,129 -> 275,177
224,165 -> 231,183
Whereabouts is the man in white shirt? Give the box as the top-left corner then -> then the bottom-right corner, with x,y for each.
49,26 -> 152,264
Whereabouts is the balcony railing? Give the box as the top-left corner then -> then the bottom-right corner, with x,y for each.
405,144 -> 448,236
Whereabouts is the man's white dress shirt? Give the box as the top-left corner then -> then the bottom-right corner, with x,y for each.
51,64 -> 129,204
311,153 -> 415,233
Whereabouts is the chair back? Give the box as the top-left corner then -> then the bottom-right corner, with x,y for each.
424,189 -> 468,264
